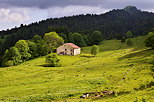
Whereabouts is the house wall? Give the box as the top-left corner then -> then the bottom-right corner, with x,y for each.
57,44 -> 81,55
57,44 -> 74,55
74,48 -> 81,55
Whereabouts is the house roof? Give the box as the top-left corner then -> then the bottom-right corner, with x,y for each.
66,43 -> 80,49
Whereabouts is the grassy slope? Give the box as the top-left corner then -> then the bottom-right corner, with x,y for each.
0,36 -> 154,102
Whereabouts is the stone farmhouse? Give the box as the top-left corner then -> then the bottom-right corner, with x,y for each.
57,43 -> 80,55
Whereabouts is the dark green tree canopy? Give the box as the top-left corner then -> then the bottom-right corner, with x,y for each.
126,31 -> 133,39
32,35 -> 43,44
91,31 -> 103,45
27,41 -> 39,59
145,32 -> 154,49
2,46 -> 22,67
71,33 -> 86,47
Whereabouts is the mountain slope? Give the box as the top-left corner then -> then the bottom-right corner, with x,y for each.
0,6 -> 154,55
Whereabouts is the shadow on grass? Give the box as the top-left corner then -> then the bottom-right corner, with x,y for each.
80,54 -> 94,58
118,48 -> 154,60
38,64 -> 62,67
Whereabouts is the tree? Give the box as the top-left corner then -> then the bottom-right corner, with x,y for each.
32,35 -> 43,44
32,35 -> 48,56
15,40 -> 31,61
58,33 -> 68,42
126,39 -> 133,46
91,45 -> 99,56
27,41 -> 39,59
46,53 -> 61,67
2,47 -> 22,67
46,26 -> 55,33
121,36 -> 126,43
145,32 -> 154,49
126,31 -> 133,39
43,32 -> 64,53
71,33 -> 86,47
91,31 -> 103,45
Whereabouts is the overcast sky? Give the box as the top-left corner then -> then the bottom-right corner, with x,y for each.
0,0 -> 154,31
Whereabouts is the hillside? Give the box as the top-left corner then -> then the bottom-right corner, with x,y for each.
0,36 -> 153,102
0,6 -> 154,55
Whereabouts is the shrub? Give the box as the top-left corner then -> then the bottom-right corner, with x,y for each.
46,53 -> 61,67
91,45 -> 99,56
145,32 -> 154,49
2,60 -> 14,67
126,39 -> 133,46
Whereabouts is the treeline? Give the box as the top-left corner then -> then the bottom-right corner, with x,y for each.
0,31 -> 103,67
0,6 -> 154,55
0,32 -> 64,67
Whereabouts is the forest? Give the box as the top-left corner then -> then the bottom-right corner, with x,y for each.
0,6 -> 154,56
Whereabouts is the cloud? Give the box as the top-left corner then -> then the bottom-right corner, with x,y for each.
0,0 -> 154,10
47,5 -> 110,18
0,8 -> 30,23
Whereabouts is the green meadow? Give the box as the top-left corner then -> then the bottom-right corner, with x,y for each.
0,36 -> 154,102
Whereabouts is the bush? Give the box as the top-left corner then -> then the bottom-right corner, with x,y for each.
46,53 -> 61,67
126,39 -> 133,46
1,47 -> 22,67
121,37 -> 126,43
145,32 -> 154,49
91,45 -> 99,56
2,60 -> 14,67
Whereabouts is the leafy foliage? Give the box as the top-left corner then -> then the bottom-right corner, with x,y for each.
126,39 -> 133,46
43,32 -> 64,53
27,41 -> 39,59
15,40 -> 31,61
91,45 -> 99,56
32,35 -> 48,56
2,47 -> 22,67
126,31 -> 133,39
70,33 -> 86,47
46,53 -> 61,67
145,32 -> 154,49
90,31 -> 103,45
121,36 -> 126,43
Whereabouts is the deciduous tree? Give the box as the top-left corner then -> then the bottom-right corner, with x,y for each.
91,31 -> 103,45
91,45 -> 99,56
46,53 -> 61,67
71,33 -> 86,47
145,32 -> 154,49
43,32 -> 64,53
15,40 -> 31,61
2,47 -> 22,67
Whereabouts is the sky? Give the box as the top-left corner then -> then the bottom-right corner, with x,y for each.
0,0 -> 154,31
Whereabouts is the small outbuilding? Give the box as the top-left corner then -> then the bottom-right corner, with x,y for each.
57,43 -> 81,55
